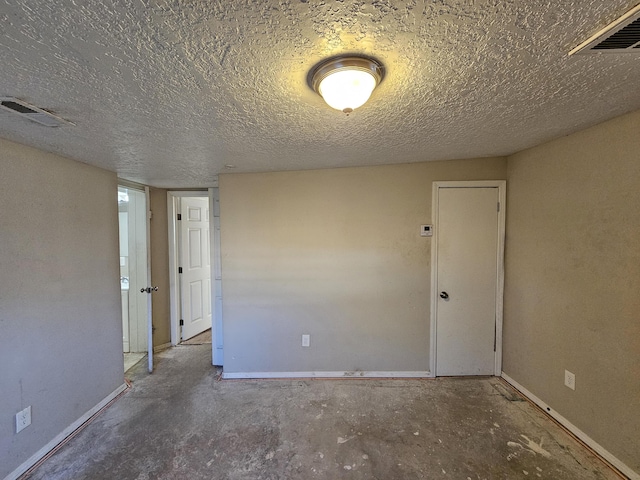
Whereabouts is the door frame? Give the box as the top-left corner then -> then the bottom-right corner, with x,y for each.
429,180 -> 506,377
168,190 -> 209,346
167,190 -> 222,365
118,182 -> 153,370
145,186 -> 153,373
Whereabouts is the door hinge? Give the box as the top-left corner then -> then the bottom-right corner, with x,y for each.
179,319 -> 184,326
178,267 -> 183,274
497,202 -> 500,212
177,213 -> 182,221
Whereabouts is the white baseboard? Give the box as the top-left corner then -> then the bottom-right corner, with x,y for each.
222,370 -> 431,380
153,342 -> 172,353
6,382 -> 128,480
501,372 -> 638,480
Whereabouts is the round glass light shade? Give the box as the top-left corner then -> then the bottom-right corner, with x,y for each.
309,56 -> 384,113
318,69 -> 377,112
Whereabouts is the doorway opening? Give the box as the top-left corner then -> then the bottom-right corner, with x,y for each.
168,190 -> 223,366
118,185 -> 151,373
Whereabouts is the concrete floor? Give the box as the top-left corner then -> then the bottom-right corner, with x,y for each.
25,345 -> 620,480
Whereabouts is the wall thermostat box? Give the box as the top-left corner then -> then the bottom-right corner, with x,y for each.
421,225 -> 433,237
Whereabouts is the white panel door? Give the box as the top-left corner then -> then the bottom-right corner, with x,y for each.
180,197 -> 212,341
435,187 -> 499,376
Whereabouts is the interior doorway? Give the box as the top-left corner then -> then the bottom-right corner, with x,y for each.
168,190 -> 222,365
430,181 -> 506,377
118,186 -> 150,371
179,195 -> 211,341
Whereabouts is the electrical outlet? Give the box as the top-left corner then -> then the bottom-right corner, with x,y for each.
16,406 -> 31,433
302,334 -> 310,347
564,370 -> 576,390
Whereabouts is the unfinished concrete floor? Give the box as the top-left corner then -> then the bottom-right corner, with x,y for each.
25,345 -> 619,480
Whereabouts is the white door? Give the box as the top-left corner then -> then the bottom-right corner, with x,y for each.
118,186 -> 154,372
118,205 -> 131,353
180,197 -> 212,341
435,186 -> 501,376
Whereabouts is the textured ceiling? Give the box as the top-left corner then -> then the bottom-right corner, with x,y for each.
1,0 -> 639,187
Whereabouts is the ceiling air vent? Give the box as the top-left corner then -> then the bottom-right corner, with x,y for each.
0,97 -> 73,127
570,3 -> 640,55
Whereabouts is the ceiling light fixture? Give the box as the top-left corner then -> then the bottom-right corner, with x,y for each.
309,56 -> 384,114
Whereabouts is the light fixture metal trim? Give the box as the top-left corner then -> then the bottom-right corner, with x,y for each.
308,55 -> 384,113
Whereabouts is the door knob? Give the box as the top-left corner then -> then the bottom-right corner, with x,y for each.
140,286 -> 159,293
440,291 -> 449,300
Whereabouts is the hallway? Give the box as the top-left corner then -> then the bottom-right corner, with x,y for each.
25,346 -> 619,479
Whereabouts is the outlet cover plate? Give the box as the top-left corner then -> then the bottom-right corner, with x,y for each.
564,370 -> 576,390
302,334 -> 310,347
16,406 -> 31,433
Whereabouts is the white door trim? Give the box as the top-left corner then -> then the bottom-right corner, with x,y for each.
119,185 -> 149,353
429,180 -> 506,377
167,191 -> 209,346
209,187 -> 224,366
145,186 -> 153,373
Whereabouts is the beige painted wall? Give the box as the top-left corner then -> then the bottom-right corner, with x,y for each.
0,139 -> 124,478
219,158 -> 506,374
149,187 -> 171,346
503,109 -> 640,473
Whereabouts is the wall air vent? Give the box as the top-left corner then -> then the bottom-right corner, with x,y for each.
0,97 -> 73,127
570,3 -> 640,55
